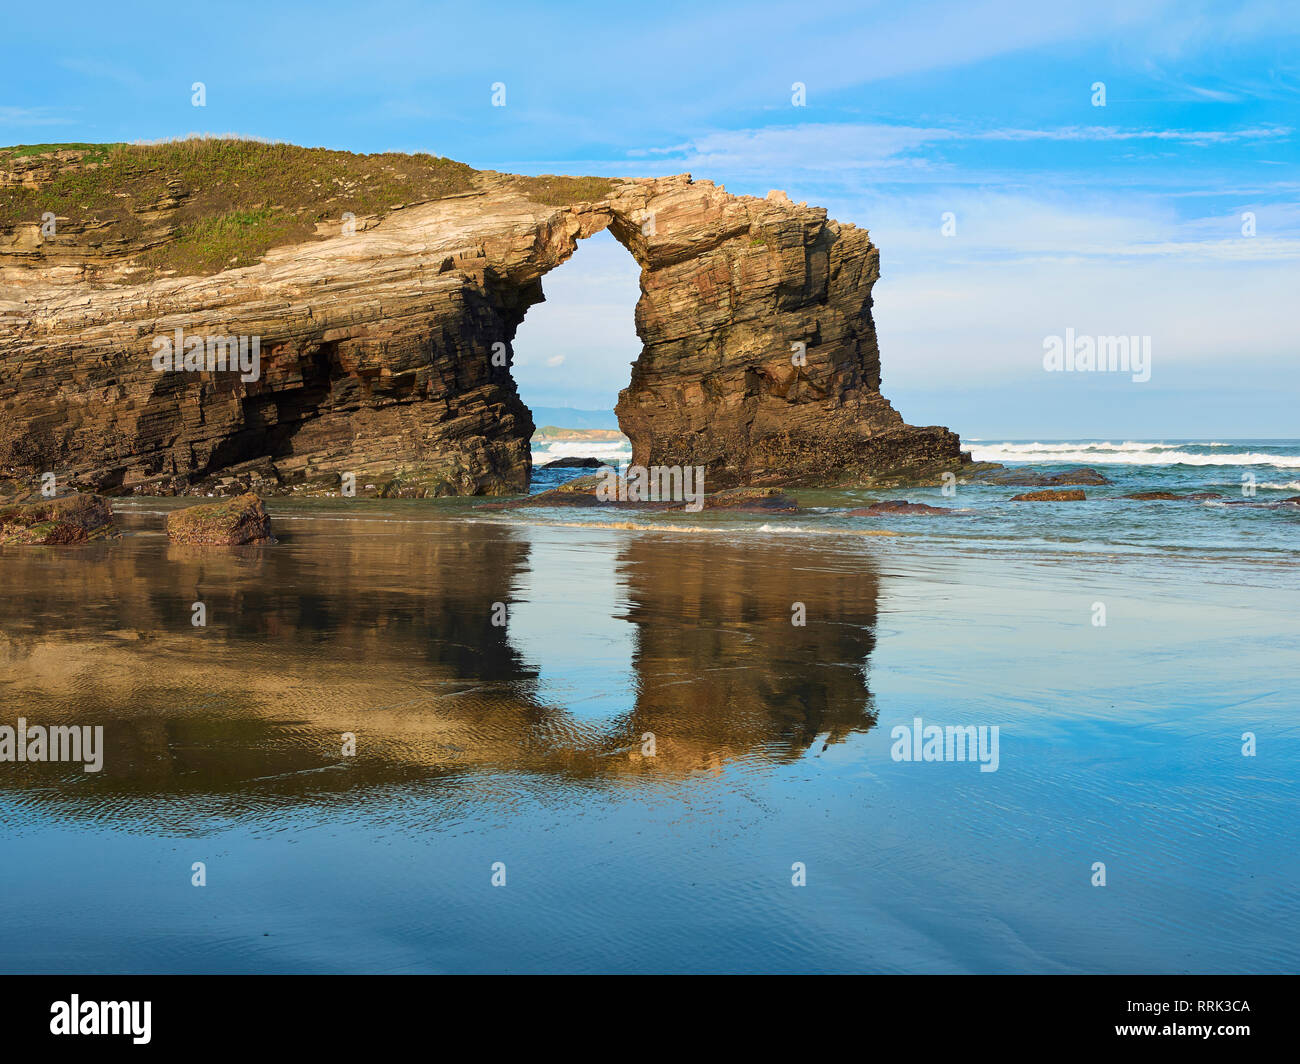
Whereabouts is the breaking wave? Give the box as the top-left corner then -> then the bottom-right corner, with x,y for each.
968,441 -> 1300,468
530,438 -> 632,466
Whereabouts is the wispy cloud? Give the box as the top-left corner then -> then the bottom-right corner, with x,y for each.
0,105 -> 74,127
969,125 -> 1291,144
642,122 -> 1293,175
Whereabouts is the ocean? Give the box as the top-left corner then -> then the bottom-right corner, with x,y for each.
531,436 -> 1300,559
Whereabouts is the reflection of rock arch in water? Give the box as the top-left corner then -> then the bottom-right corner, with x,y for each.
614,534 -> 878,772
0,512 -> 878,826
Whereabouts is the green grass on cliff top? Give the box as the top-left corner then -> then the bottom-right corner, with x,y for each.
0,138 -> 616,280
513,174 -> 618,206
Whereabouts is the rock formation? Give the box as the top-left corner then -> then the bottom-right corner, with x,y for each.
1011,489 -> 1087,501
979,466 -> 1110,487
0,492 -> 115,544
847,500 -> 954,516
540,456 -> 611,469
1122,490 -> 1222,501
0,144 -> 967,497
165,493 -> 274,545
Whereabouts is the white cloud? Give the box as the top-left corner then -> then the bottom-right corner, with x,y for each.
511,229 -> 643,409
510,188 -> 1298,410
851,190 -> 1300,266
643,122 -> 1293,177
0,106 -> 73,127
969,125 -> 1291,144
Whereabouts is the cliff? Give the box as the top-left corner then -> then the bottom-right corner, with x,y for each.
0,140 -> 966,497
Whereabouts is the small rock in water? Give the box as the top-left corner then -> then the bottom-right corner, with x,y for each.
541,457 -> 612,469
1123,490 -> 1223,501
1011,489 -> 1086,501
165,493 -> 275,545
704,488 -> 799,512
847,500 -> 952,516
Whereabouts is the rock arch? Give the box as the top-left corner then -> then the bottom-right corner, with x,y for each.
0,170 -> 963,496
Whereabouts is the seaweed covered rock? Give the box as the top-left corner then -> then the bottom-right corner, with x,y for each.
165,493 -> 274,545
1011,489 -> 1086,502
1123,490 -> 1222,501
0,492 -> 116,545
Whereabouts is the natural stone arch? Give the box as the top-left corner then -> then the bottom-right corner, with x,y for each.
0,169 -> 963,497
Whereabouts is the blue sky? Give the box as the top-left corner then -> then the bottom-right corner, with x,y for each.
2,0 -> 1297,437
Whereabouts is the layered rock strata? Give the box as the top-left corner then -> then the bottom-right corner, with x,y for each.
0,492 -> 115,544
1,151 -> 966,496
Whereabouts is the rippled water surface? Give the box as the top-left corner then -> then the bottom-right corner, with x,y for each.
0,498 -> 1296,972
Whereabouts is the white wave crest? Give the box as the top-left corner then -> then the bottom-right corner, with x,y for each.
970,440 -> 1238,456
531,438 -> 633,466
968,444 -> 1300,468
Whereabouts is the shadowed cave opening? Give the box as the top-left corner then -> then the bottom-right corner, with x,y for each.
509,227 -> 641,493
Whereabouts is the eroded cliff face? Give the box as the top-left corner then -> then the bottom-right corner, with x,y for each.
0,149 -> 964,496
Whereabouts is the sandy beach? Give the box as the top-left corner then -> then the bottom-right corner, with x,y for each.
2,498 -> 1295,973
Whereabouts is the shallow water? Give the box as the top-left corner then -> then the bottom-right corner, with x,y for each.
0,494 -> 1296,973
529,437 -> 1300,559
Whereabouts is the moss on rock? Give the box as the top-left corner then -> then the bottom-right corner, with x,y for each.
165,493 -> 274,545
0,493 -> 116,545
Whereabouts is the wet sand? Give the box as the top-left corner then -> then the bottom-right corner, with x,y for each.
0,503 -> 1296,972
